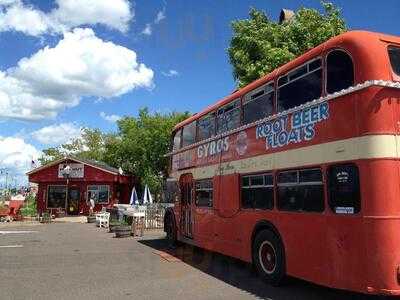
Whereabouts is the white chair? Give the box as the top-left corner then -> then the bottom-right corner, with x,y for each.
99,212 -> 110,229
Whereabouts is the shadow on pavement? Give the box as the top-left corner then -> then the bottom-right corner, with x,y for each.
139,237 -> 391,300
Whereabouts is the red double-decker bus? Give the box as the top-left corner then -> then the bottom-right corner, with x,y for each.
164,31 -> 400,295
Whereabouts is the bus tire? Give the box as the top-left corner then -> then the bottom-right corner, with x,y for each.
165,214 -> 177,248
253,229 -> 286,286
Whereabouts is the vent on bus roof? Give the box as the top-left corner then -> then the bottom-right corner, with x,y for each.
279,9 -> 295,24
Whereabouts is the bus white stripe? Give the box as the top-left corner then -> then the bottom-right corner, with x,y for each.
171,135 -> 400,179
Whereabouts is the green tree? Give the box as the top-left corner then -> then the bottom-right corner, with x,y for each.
39,108 -> 189,198
228,2 -> 346,87
104,108 -> 190,197
39,128 -> 114,165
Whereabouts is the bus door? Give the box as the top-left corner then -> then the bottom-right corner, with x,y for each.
213,174 -> 242,258
179,174 -> 194,238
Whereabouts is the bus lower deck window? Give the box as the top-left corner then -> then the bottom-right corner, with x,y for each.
195,179 -> 213,207
328,164 -> 360,214
277,168 -> 324,212
241,173 -> 274,210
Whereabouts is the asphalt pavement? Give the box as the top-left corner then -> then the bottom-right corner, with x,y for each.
0,222 -> 390,300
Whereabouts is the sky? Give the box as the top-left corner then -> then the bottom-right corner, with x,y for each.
0,0 -> 399,186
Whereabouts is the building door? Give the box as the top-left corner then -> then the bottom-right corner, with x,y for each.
67,187 -> 80,215
179,174 -> 194,238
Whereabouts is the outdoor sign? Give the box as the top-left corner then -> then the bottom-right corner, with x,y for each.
58,163 -> 84,178
256,102 -> 329,149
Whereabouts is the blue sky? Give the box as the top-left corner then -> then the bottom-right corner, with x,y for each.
0,0 -> 399,184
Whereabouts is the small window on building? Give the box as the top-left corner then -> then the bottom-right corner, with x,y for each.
47,186 -> 66,208
241,173 -> 274,210
243,82 -> 274,125
88,185 -> 110,204
388,46 -> 400,76
195,179 -> 213,207
172,129 -> 181,151
197,112 -> 216,141
277,168 -> 324,212
217,99 -> 241,134
277,59 -> 323,112
182,122 -> 196,147
327,50 -> 354,94
328,164 -> 360,214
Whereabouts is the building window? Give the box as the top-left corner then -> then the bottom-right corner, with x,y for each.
197,112 -> 216,141
195,179 -> 213,207
328,164 -> 360,214
277,168 -> 324,212
47,185 -> 66,208
172,129 -> 181,151
277,58 -> 323,112
241,173 -> 274,210
388,46 -> 400,76
217,99 -> 241,134
326,50 -> 354,94
182,122 -> 196,147
243,82 -> 274,125
87,185 -> 110,204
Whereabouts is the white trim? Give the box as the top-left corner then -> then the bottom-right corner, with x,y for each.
167,80 -> 400,157
171,134 -> 400,180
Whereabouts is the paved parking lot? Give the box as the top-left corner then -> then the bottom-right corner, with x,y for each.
0,222 -> 389,300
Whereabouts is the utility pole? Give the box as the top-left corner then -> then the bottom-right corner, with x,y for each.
0,168 -> 8,197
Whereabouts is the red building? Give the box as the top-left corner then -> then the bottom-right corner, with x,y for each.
27,156 -> 134,216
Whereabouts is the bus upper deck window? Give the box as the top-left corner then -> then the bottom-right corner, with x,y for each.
277,58 -> 323,112
197,112 -> 216,141
243,82 -> 274,125
327,50 -> 354,94
217,99 -> 241,134
172,129 -> 182,151
388,46 -> 400,76
182,122 -> 196,147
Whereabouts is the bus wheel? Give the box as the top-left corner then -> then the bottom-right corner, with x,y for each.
165,215 -> 177,248
253,229 -> 286,286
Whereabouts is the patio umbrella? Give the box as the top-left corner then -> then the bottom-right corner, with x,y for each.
143,185 -> 149,205
147,185 -> 153,204
143,185 -> 153,205
130,187 -> 139,206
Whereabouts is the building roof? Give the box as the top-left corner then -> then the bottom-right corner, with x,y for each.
26,156 -> 125,176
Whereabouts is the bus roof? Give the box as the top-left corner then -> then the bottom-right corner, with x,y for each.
174,30 -> 400,131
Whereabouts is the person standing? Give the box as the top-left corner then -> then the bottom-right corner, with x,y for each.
89,193 -> 95,215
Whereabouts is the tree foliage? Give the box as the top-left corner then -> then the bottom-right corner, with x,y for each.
228,2 -> 347,87
39,108 -> 189,197
39,128 -> 113,165
104,108 -> 189,195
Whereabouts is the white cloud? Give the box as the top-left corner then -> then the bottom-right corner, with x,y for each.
162,69 -> 179,77
100,112 -> 121,123
0,136 -> 41,183
154,9 -> 166,24
0,28 -> 154,121
141,23 -> 152,35
0,0 -> 133,36
141,7 -> 166,36
31,123 -> 82,145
